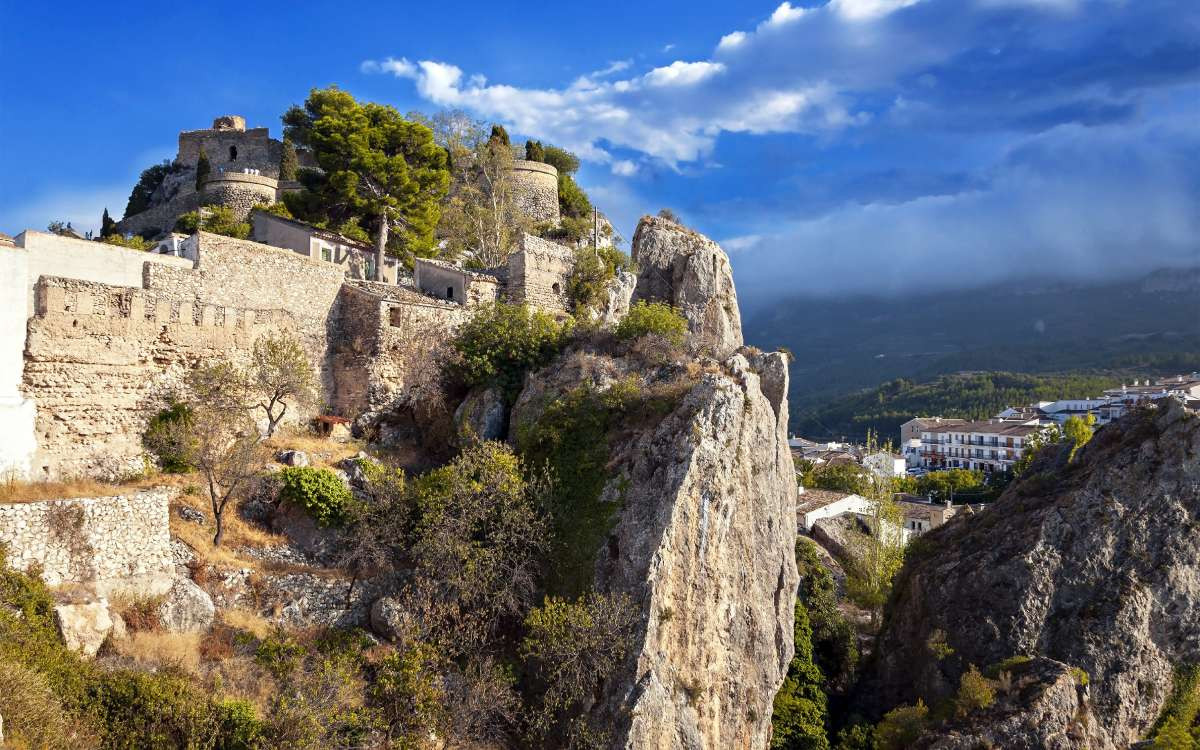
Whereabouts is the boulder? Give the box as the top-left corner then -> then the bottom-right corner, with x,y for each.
54,598 -> 114,657
157,577 -> 215,634
276,450 -> 309,467
453,386 -> 508,442
630,215 -> 743,359
369,596 -> 412,643
865,400 -> 1200,747
599,268 -> 637,326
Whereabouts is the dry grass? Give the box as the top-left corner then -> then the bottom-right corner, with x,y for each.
220,607 -> 274,639
111,631 -> 204,674
264,427 -> 363,468
170,488 -> 287,570
0,476 -> 129,504
110,592 -> 164,633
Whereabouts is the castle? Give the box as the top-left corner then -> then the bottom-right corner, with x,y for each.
0,115 -> 586,481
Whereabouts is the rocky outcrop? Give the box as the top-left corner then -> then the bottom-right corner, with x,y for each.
454,386 -> 508,442
630,216 -> 743,359
599,268 -> 636,326
866,399 -> 1200,747
54,594 -> 114,657
584,348 -> 797,748
157,577 -> 215,634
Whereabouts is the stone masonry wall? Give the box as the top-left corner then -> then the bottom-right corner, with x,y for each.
0,490 -> 173,596
22,234 -> 345,479
330,284 -> 467,418
506,233 -> 574,313
116,190 -> 202,237
508,159 -> 560,224
200,174 -> 280,220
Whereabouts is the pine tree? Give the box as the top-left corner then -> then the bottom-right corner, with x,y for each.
195,146 -> 211,190
488,124 -> 510,147
525,139 -> 545,162
100,207 -> 117,237
279,137 -> 298,181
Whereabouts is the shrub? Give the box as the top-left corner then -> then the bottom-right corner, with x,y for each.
0,657 -> 85,749
770,600 -> 829,749
558,173 -> 592,219
984,654 -> 1032,678
280,137 -> 299,181
542,145 -> 580,176
614,301 -> 687,347
216,698 -> 268,750
254,201 -> 293,219
101,233 -> 155,251
87,670 -> 222,748
196,146 -> 211,189
874,700 -> 929,750
144,401 -> 195,472
1151,664 -> 1200,748
955,664 -> 996,717
449,302 -> 569,400
175,205 -> 251,239
567,245 -> 632,313
525,140 -> 546,162
125,160 -> 176,217
278,467 -> 355,527
926,629 -> 955,661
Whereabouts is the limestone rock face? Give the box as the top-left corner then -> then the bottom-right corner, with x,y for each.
630,216 -> 743,359
866,399 -> 1200,747
587,352 -> 797,748
157,577 -> 215,634
454,386 -> 509,442
54,597 -> 114,657
599,269 -> 637,326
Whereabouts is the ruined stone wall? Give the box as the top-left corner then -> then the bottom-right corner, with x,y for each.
330,284 -> 467,418
23,275 -> 293,478
21,234 -> 344,479
508,159 -> 560,224
178,127 -> 279,176
506,233 -> 574,313
0,490 -> 173,596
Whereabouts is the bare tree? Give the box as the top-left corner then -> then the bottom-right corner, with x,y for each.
248,332 -> 319,437
147,364 -> 263,546
436,117 -> 530,268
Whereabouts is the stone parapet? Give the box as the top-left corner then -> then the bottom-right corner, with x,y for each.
0,490 -> 174,597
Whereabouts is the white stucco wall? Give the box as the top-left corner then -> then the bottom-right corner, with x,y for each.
0,244 -> 37,478
801,494 -> 873,531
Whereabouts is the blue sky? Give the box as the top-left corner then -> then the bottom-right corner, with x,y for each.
1,0 -> 1197,305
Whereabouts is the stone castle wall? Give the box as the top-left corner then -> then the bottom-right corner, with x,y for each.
178,126 -> 279,177
116,190 -> 202,238
200,174 -> 280,220
506,233 -> 574,313
21,233 -> 345,479
508,159 -> 560,224
0,490 -> 173,596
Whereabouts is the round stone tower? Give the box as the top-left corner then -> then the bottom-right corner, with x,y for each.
507,159 -> 560,224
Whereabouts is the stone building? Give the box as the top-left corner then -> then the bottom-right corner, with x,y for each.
251,210 -> 403,284
504,233 -> 575,313
116,115 -> 307,239
412,258 -> 502,306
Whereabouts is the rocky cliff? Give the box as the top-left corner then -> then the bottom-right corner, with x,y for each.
512,218 -> 797,748
631,216 -> 744,360
866,399 -> 1200,748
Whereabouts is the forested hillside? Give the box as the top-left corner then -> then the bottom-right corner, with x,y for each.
743,267 -> 1200,436
794,371 -> 1124,442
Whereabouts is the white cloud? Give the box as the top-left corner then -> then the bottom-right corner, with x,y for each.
642,60 -> 725,87
611,160 -> 639,177
767,2 -> 811,26
829,0 -> 924,21
717,31 -> 747,50
721,234 -> 763,252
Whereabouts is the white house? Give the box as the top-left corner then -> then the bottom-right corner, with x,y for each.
796,489 -> 874,532
863,451 -> 907,478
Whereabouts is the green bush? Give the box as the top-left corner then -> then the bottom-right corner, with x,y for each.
983,655 -> 1033,678
278,467 -> 355,527
216,699 -> 268,750
87,670 -> 224,749
449,302 -> 570,399
542,145 -> 580,176
196,146 -> 211,190
1151,665 -> 1200,748
567,245 -> 632,313
525,140 -> 546,162
954,664 -> 995,717
614,301 -> 687,346
144,401 -> 194,473
874,700 -> 929,750
175,205 -> 251,239
558,173 -> 592,219
101,234 -> 155,251
770,600 -> 830,749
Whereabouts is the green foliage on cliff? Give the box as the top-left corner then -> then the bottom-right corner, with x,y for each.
873,700 -> 929,750
449,302 -> 571,400
525,139 -> 546,162
515,378 -> 643,597
1151,665 -> 1200,748
124,159 -> 176,218
796,540 -> 859,693
771,598 -> 831,749
174,205 -> 251,239
279,137 -> 299,181
144,401 -> 194,472
566,245 -> 632,313
614,301 -> 688,346
279,467 -> 356,527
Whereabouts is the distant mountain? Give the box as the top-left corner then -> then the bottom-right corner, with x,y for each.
742,267 -> 1200,437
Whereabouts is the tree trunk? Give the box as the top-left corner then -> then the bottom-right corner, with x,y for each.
213,506 -> 225,547
375,212 -> 389,282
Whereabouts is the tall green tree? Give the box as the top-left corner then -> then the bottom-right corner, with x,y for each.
1063,414 -> 1096,461
283,87 -> 450,278
195,146 -> 211,190
279,137 -> 299,181
771,599 -> 830,749
100,208 -> 117,238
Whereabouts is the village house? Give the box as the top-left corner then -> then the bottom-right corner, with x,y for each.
917,418 -> 1046,474
250,210 -> 404,284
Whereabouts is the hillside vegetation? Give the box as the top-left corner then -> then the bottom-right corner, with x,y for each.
794,371 -> 1122,441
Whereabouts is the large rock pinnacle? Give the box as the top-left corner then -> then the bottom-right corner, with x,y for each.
631,216 -> 744,360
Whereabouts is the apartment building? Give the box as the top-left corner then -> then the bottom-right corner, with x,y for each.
918,419 -> 1047,474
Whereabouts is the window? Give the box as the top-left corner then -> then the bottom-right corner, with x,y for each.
552,282 -> 561,295
321,246 -> 331,262
447,286 -> 455,300
229,145 -> 238,161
